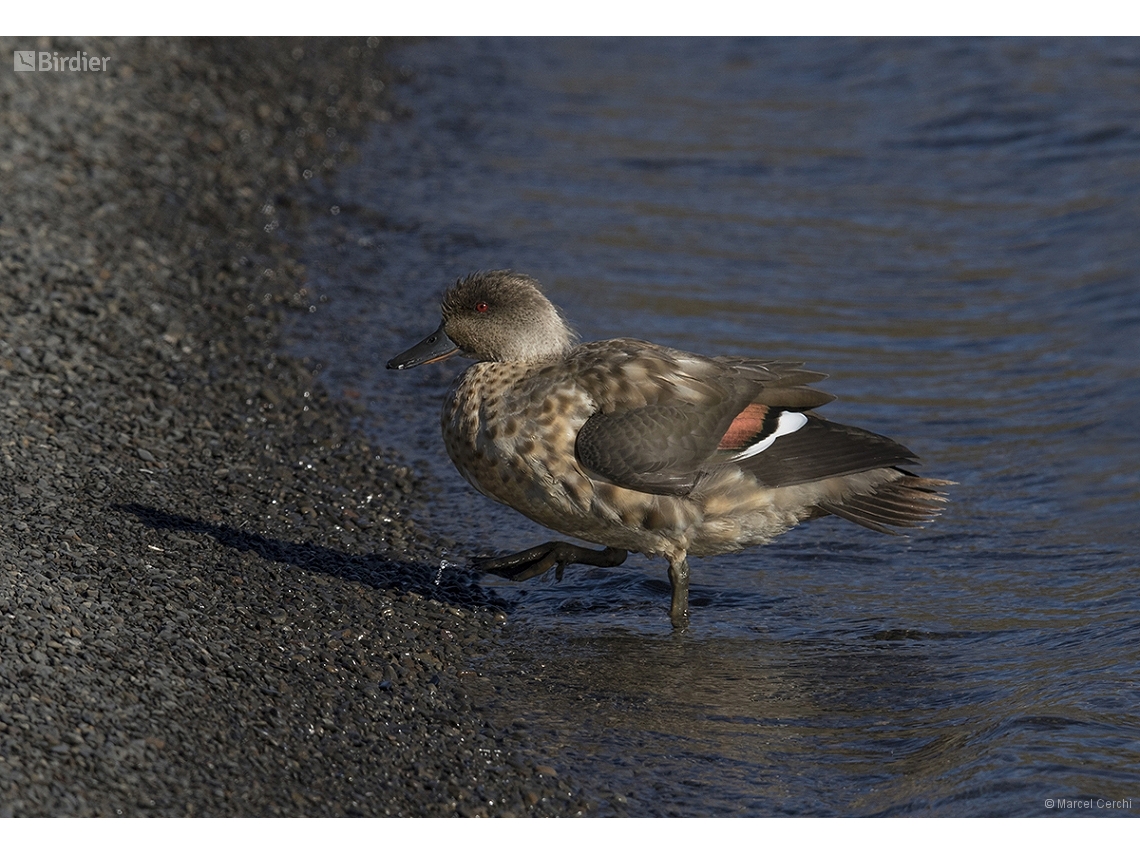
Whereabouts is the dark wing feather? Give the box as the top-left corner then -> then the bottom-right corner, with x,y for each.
740,415 -> 920,488
576,401 -> 744,495
712,357 -> 833,406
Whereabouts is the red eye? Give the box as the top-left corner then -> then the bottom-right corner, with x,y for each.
475,301 -> 489,313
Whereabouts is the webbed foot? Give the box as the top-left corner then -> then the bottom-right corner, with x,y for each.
473,542 -> 627,583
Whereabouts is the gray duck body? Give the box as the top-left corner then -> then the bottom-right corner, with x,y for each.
389,270 -> 949,627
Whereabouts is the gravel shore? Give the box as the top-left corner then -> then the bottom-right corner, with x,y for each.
0,37 -> 591,817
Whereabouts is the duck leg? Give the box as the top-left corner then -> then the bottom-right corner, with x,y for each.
667,553 -> 691,630
473,542 -> 627,583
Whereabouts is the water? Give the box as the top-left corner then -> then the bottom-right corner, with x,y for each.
284,38 -> 1140,815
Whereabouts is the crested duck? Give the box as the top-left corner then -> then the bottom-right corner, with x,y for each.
388,270 -> 950,628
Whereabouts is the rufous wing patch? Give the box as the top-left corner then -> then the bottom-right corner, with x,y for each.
718,403 -> 770,451
725,409 -> 809,462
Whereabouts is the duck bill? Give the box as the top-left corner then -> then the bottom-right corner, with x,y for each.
386,324 -> 460,370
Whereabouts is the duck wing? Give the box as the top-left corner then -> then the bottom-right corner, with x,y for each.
573,341 -> 871,496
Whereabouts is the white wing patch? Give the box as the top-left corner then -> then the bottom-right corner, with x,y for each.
729,410 -> 808,462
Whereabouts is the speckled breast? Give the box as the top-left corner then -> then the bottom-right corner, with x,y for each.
439,359 -> 710,556
441,361 -> 598,530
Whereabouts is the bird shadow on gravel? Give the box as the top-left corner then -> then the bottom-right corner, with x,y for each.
116,503 -> 510,613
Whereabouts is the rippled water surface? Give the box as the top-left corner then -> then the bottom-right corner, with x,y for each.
285,38 -> 1140,815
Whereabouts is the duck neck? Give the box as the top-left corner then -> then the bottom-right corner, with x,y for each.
493,312 -> 574,363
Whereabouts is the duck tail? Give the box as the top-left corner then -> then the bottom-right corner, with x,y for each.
817,470 -> 953,535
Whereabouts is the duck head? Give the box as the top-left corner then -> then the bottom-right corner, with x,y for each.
387,270 -> 575,369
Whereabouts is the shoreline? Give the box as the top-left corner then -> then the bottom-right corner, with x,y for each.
0,37 -> 589,816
